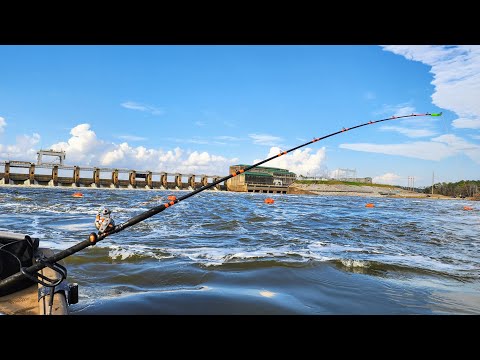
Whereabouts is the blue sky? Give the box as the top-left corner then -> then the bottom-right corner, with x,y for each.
0,45 -> 479,187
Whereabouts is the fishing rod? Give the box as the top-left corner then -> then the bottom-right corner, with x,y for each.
0,112 -> 442,294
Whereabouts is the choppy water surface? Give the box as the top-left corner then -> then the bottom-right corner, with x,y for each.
1,186 -> 479,314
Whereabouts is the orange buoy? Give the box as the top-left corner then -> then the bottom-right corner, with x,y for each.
72,192 -> 83,198
167,195 -> 177,201
463,206 -> 473,211
365,203 -> 374,208
264,198 -> 275,204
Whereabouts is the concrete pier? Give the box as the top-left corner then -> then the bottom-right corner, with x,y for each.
0,161 -> 225,191
111,169 -> 119,188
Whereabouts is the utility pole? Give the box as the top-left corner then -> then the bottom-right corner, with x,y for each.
407,176 -> 414,192
431,171 -> 434,195
408,176 -> 415,191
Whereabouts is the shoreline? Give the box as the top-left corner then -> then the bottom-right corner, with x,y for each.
288,183 -> 468,200
0,182 -> 475,201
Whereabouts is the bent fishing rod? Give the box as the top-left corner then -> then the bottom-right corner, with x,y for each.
0,112 -> 442,293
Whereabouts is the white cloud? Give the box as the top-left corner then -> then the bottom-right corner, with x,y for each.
372,172 -> 402,185
161,136 -> 208,145
249,133 -> 283,146
374,105 -> 437,138
432,134 -> 480,163
398,117 -> 437,127
181,137 -> 210,145
393,106 -> 416,117
452,118 -> 480,129
101,143 -> 184,170
117,135 -> 147,141
182,151 -> 237,175
0,133 -> 40,161
340,142 -> 448,161
379,125 -> 437,138
340,133 -> 480,164
215,135 -> 242,142
22,124 -> 237,175
375,103 -> 416,117
100,142 -> 237,175
211,135 -> 244,146
186,139 -> 209,145
49,124 -> 102,165
0,116 -> 6,134
382,45 -> 480,129
253,146 -> 327,176
121,101 -> 164,116
1,123 -> 318,176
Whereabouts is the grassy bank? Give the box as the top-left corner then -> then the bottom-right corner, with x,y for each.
294,180 -> 397,188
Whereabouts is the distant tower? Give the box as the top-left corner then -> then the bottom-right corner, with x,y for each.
334,168 -> 356,180
37,149 -> 66,165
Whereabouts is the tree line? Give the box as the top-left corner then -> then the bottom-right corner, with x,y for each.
423,180 -> 480,198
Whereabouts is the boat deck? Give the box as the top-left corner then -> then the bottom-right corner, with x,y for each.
0,248 -> 70,315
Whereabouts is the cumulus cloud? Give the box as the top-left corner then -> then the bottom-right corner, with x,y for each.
1,122 -> 323,177
0,133 -> 40,161
340,134 -> 480,164
382,45 -> 480,129
100,142 -> 237,175
50,124 -> 102,165
372,172 -> 402,185
0,116 -> 6,134
121,101 -> 164,116
249,133 -> 283,146
253,146 -> 327,176
101,144 -> 184,170
181,151 -> 236,175
43,124 -> 236,174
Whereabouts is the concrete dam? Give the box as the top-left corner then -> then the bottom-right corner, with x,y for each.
0,161 -> 225,191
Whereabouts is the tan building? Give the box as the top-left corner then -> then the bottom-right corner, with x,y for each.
226,165 -> 296,193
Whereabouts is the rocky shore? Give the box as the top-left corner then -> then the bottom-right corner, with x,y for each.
287,183 -> 457,199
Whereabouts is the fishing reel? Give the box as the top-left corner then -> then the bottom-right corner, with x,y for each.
95,207 -> 115,234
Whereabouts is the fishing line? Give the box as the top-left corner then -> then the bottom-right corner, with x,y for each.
0,112 -> 442,294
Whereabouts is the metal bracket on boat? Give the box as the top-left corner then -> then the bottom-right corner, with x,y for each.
38,281 -> 78,305
21,256 -> 77,313
20,256 -> 67,288
38,280 -> 69,301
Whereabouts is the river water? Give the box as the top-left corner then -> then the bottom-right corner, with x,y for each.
1,186 -> 479,314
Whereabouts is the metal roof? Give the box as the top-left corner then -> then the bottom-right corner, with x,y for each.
244,171 -> 273,177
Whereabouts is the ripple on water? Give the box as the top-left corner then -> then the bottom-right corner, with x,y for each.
1,187 -> 479,314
